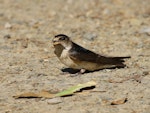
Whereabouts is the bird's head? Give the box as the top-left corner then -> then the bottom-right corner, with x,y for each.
53,34 -> 72,49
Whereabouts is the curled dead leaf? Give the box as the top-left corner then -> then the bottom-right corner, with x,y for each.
111,98 -> 128,105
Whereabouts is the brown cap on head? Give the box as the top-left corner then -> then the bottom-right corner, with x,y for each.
53,34 -> 71,46
55,34 -> 68,38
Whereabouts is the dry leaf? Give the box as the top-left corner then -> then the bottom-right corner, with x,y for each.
13,91 -> 55,99
14,81 -> 96,99
111,98 -> 128,105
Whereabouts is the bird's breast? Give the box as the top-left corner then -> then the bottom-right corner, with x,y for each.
59,49 -> 79,69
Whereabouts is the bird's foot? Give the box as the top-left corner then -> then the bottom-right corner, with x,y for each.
80,68 -> 86,74
69,69 -> 86,77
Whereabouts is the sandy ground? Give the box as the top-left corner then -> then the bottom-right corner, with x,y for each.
0,0 -> 150,113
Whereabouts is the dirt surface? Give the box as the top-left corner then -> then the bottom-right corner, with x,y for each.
0,0 -> 150,113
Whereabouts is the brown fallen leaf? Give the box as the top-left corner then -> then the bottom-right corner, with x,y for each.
14,92 -> 40,98
111,98 -> 128,105
13,90 -> 55,99
14,81 -> 96,99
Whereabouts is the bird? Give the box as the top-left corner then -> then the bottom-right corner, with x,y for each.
52,34 -> 130,74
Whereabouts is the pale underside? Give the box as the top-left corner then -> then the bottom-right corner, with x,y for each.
59,48 -> 116,71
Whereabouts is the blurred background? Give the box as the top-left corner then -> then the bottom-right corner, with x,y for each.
0,0 -> 150,52
0,0 -> 150,113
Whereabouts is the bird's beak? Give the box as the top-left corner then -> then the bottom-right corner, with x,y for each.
52,38 -> 60,45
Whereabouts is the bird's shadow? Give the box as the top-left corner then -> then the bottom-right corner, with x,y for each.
61,66 -> 126,74
61,68 -> 89,74
61,68 -> 99,74
61,68 -> 82,74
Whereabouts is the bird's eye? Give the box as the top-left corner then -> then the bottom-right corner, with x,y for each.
60,37 -> 65,40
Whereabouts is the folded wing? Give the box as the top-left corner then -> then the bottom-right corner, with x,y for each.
69,43 -> 130,67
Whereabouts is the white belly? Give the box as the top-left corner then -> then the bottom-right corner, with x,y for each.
59,49 -> 80,69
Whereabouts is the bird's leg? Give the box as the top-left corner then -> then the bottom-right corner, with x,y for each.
80,68 -> 86,74
69,68 -> 86,77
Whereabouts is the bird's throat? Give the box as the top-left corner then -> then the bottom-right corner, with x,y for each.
54,44 -> 64,57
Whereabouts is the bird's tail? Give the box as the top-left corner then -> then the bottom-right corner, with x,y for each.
108,56 -> 131,68
111,56 -> 131,59
111,56 -> 131,61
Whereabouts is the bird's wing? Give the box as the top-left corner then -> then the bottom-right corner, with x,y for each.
69,43 -> 130,65
69,43 -> 108,63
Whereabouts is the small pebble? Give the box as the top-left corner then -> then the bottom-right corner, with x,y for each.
4,34 -> 11,39
129,18 -> 142,26
5,22 -> 12,29
83,33 -> 97,41
47,97 -> 62,104
139,27 -> 150,36
37,73 -> 48,76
